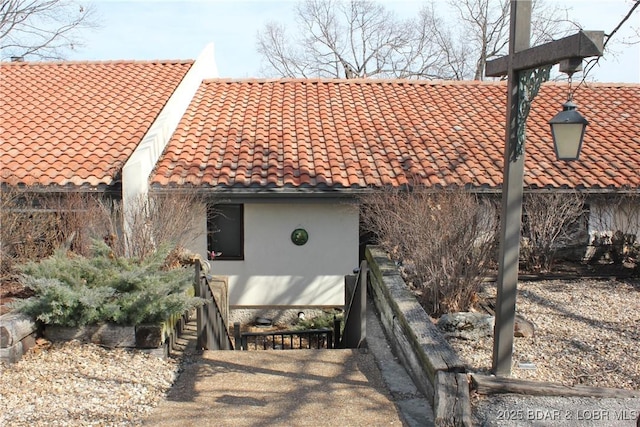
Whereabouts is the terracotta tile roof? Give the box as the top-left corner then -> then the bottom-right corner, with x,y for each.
152,79 -> 640,192
1,60 -> 193,188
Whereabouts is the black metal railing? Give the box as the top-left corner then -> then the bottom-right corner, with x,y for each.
234,323 -> 336,350
194,261 -> 233,350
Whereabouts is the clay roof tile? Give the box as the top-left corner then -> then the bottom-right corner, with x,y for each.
1,60 -> 193,189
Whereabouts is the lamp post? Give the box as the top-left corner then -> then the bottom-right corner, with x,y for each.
485,0 -> 604,376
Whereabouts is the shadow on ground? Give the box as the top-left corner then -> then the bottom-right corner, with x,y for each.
144,347 -> 405,426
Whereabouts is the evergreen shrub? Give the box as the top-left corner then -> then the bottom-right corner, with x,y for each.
11,241 -> 203,327
292,310 -> 343,331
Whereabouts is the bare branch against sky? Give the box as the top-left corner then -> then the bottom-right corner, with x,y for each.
257,0 -> 578,80
0,0 -> 98,61
580,0 -> 640,85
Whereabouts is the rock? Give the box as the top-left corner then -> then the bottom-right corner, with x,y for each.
437,312 -> 535,340
437,312 -> 495,340
514,316 -> 535,338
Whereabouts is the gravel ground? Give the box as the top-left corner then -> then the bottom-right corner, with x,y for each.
447,278 -> 640,390
473,394 -> 640,427
443,278 -> 640,426
1,278 -> 637,426
0,340 -> 179,426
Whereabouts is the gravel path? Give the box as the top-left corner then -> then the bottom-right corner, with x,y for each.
144,348 -> 404,427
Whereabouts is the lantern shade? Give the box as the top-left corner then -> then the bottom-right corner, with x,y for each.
549,100 -> 588,161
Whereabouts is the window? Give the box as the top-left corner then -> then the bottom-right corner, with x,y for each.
207,204 -> 244,260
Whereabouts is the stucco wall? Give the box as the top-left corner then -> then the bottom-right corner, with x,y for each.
122,45 -> 218,204
188,200 -> 359,307
588,199 -> 640,241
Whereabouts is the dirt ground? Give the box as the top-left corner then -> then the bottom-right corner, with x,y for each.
0,276 -> 33,315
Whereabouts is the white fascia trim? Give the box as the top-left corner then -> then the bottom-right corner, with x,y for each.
122,43 -> 218,205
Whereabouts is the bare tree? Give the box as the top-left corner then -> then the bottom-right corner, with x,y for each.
115,193 -> 207,260
257,0 -> 448,79
257,0 -> 574,80
360,187 -> 498,315
580,0 -> 640,84
1,0 -> 96,61
432,0 -> 575,80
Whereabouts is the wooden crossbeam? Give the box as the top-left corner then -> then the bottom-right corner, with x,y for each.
486,30 -> 604,76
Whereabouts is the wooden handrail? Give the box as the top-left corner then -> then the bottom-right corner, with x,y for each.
194,261 -> 233,350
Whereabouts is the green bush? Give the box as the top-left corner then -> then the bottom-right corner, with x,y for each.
293,311 -> 343,331
11,241 -> 203,327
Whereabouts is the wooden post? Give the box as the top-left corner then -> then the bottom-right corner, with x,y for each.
342,260 -> 367,348
359,262 -> 367,346
492,0 -> 531,378
333,316 -> 341,349
485,1 -> 604,376
234,322 -> 242,350
194,261 -> 206,350
205,299 -> 214,351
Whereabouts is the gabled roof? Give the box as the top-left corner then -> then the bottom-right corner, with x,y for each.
1,60 -> 193,188
151,79 -> 640,192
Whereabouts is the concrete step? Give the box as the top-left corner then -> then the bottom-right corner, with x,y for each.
366,298 -> 435,427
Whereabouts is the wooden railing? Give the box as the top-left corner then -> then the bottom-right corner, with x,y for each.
194,261 -> 233,350
340,260 -> 367,348
193,260 -> 365,351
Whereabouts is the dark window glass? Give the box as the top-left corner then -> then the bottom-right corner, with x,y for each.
207,204 -> 244,260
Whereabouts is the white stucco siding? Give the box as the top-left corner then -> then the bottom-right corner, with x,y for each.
122,44 -> 218,218
207,201 -> 359,307
588,200 -> 640,242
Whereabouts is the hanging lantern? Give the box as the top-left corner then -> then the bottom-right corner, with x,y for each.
549,100 -> 588,161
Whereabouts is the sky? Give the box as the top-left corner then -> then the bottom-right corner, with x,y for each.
67,0 -> 640,83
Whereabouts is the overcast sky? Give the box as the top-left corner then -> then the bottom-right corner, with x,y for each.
68,0 -> 640,82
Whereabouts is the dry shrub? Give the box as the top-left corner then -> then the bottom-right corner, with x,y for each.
1,189 -> 111,277
2,190 -> 58,270
1,188 -> 206,274
361,187 -> 498,316
117,192 -> 206,260
520,192 -> 586,272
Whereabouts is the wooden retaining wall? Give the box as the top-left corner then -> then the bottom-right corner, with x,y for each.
0,307 -> 192,363
43,310 -> 191,358
0,312 -> 38,364
366,246 -> 472,427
